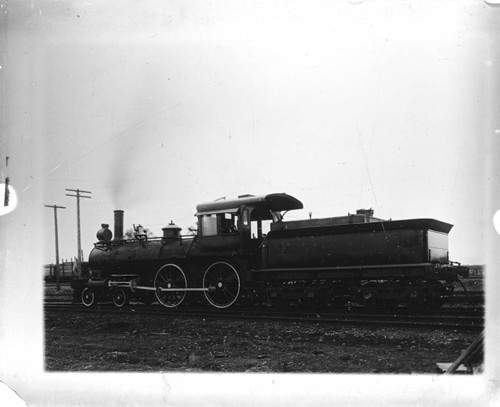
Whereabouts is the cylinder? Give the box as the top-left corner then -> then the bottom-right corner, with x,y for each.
114,210 -> 124,240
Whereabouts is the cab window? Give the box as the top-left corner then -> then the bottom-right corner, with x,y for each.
200,213 -> 238,236
221,213 -> 238,234
200,215 -> 217,236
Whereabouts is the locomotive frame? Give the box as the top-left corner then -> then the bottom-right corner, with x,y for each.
77,193 -> 469,309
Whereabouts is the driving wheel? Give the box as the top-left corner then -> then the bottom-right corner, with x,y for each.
154,264 -> 187,308
203,262 -> 241,309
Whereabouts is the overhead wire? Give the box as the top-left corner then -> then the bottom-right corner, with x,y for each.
355,119 -> 386,234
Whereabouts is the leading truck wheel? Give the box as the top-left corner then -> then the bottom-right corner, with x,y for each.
203,262 -> 241,309
154,264 -> 187,308
81,288 -> 96,307
112,288 -> 129,308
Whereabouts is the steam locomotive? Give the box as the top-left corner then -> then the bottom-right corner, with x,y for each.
77,193 -> 468,308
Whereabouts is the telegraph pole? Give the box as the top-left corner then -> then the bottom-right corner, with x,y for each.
45,204 -> 66,291
4,177 -> 9,207
65,188 -> 92,271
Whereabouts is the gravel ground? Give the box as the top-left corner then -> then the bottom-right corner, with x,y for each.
45,309 -> 481,373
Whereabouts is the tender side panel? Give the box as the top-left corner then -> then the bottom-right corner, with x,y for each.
252,263 -> 438,281
265,229 -> 426,268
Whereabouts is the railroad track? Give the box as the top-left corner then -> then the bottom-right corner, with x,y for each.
44,302 -> 484,331
45,292 -> 485,305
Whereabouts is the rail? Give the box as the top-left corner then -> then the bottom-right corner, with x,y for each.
44,303 -> 483,331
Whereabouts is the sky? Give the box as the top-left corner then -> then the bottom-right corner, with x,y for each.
2,0 -> 500,265
1,1 -> 500,405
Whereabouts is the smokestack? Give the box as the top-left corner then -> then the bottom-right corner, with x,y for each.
114,210 -> 124,240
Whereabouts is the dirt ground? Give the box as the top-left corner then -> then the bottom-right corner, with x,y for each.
45,309 -> 481,373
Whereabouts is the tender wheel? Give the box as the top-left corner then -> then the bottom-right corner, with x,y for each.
112,288 -> 129,308
203,262 -> 241,309
81,288 -> 96,307
154,264 -> 187,308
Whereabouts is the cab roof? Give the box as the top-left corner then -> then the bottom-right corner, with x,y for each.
196,193 -> 303,215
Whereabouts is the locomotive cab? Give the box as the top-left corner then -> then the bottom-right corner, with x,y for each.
194,193 -> 303,267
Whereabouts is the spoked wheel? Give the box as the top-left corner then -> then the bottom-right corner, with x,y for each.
203,262 -> 241,309
154,264 -> 187,308
81,288 -> 96,307
112,288 -> 129,308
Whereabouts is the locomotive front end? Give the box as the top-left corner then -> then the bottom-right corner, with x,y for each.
81,210 -> 189,307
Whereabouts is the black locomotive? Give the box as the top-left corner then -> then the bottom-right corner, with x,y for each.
79,193 -> 468,308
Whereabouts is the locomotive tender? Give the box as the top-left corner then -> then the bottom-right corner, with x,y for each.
80,193 -> 468,308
